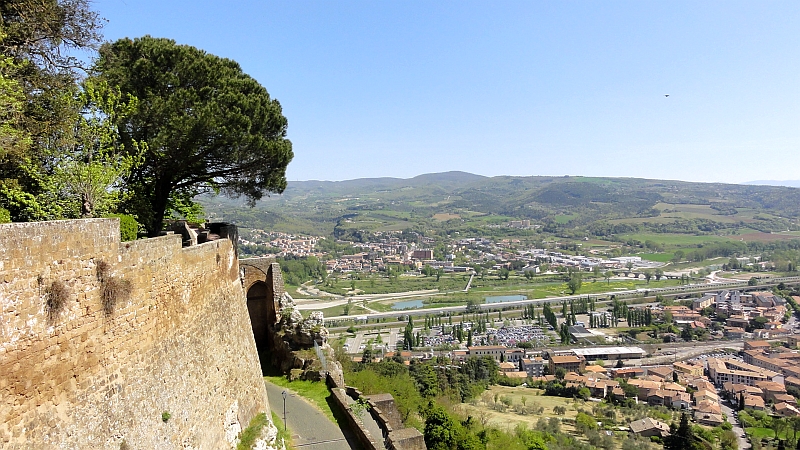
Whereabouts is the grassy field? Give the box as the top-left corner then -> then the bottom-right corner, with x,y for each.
312,303 -> 370,318
457,385 -> 666,449
638,252 -> 674,262
433,213 -> 461,221
610,203 -> 764,226
458,386 -> 580,432
555,214 -> 578,224
737,231 -> 800,242
304,273 -> 684,317
619,233 -> 732,246
745,426 -> 781,441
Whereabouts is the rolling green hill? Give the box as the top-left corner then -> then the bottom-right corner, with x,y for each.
198,173 -> 800,240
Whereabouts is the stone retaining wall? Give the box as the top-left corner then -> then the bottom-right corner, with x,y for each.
0,219 -> 274,449
326,374 -> 426,450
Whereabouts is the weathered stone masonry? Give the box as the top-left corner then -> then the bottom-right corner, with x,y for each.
0,219 -> 275,449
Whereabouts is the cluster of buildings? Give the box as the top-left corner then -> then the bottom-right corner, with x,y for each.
240,231 -> 323,258
357,320 -> 800,437
616,361 -> 726,436
448,345 -> 647,379
243,227 -> 668,275
453,336 -> 800,434
324,239 -> 666,274
692,290 -> 789,338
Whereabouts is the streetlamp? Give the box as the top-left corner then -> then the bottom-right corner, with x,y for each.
281,390 -> 287,431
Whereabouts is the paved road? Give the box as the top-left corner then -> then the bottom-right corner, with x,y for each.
719,399 -> 750,450
264,380 -> 360,449
294,289 -> 440,310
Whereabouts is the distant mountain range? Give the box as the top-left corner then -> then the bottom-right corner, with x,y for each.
743,180 -> 800,188
201,171 -> 800,237
285,171 -> 487,194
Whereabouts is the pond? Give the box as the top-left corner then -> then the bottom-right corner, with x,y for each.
391,299 -> 425,310
485,294 -> 528,304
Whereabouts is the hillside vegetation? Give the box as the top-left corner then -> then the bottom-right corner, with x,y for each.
200,172 -> 800,240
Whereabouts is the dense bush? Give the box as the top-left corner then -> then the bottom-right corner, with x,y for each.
278,255 -> 326,286
105,214 -> 140,241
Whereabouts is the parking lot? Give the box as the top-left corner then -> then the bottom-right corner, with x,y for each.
344,328 -> 400,354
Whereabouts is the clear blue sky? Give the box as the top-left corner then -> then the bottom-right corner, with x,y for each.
93,0 -> 800,183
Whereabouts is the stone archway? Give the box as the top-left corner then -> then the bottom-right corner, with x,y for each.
240,260 -> 283,372
246,281 -> 271,352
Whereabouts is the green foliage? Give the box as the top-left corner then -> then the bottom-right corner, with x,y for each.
0,0 -> 102,75
314,238 -> 358,257
346,361 -> 424,425
167,193 -> 205,224
403,316 -> 414,350
270,411 -> 292,449
350,398 -> 371,419
0,31 -> 30,162
567,272 -> 582,294
0,2 -> 106,222
95,36 -> 293,236
161,411 -> 171,422
105,214 -> 140,241
575,411 -> 597,432
423,404 -> 458,450
0,207 -> 10,223
278,256 -> 326,286
664,412 -> 705,450
236,412 -> 268,450
262,376 -> 338,424
1,72 -> 141,222
53,79 -> 144,218
421,404 -> 485,450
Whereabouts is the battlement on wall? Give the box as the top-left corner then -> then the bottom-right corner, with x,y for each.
0,219 -> 275,449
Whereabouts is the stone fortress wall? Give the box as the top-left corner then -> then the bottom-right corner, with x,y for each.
0,219 -> 274,449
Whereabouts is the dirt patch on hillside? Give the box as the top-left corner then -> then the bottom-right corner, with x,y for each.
433,213 -> 461,221
738,232 -> 799,242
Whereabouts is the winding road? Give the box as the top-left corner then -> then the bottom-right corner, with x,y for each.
264,380 -> 360,449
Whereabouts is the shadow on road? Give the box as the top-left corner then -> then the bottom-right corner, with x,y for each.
261,359 -> 364,449
327,394 -> 366,450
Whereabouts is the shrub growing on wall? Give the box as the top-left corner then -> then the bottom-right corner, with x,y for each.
96,260 -> 110,282
102,277 -> 132,315
45,281 -> 70,322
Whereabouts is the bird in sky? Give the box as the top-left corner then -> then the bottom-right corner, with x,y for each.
665,94 -> 670,97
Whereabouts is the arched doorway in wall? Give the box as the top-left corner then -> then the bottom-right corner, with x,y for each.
246,282 -> 271,355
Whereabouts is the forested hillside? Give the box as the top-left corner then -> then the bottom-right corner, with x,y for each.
200,172 -> 800,239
